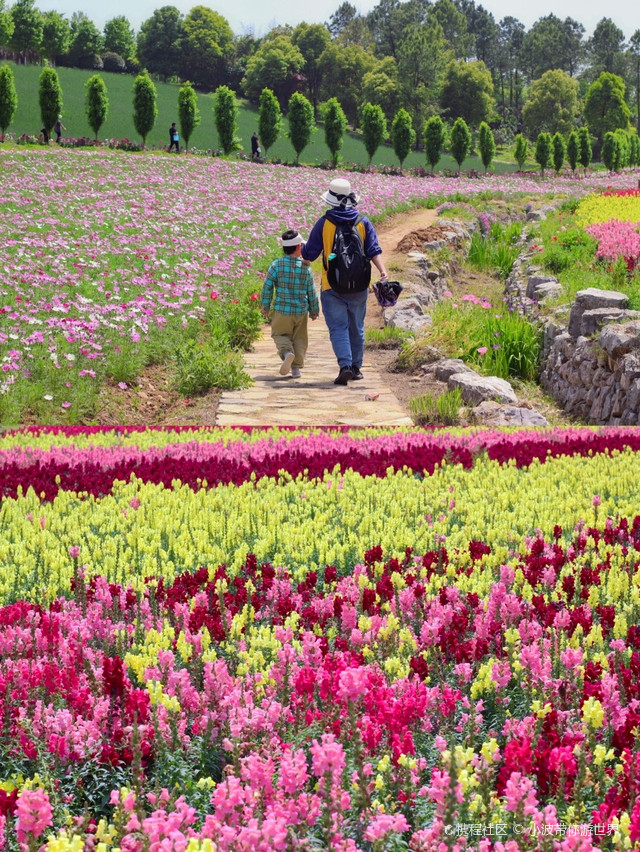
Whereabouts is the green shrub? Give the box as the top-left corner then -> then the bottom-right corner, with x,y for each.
207,288 -> 262,351
470,309 -> 541,381
409,388 -> 462,425
467,221 -> 521,280
365,326 -> 412,349
173,341 -> 252,395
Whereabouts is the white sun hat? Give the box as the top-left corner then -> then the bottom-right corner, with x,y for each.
321,177 -> 359,208
280,230 -> 305,247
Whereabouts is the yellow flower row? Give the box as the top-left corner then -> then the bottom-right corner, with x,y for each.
575,193 -> 640,227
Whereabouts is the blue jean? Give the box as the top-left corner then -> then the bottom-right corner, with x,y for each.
320,287 -> 368,369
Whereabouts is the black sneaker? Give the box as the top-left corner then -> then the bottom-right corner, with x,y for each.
334,366 -> 354,385
351,366 -> 364,380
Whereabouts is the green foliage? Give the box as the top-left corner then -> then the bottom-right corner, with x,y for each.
173,340 -> 251,395
180,6 -> 234,91
41,11 -> 71,63
539,223 -> 598,274
583,72 -> 630,145
132,71 -> 157,145
365,326 -> 412,349
467,221 -> 522,279
0,0 -> 15,47
601,131 -> 616,171
208,287 -> 263,352
85,74 -> 108,140
258,87 -> 282,156
424,114 -> 445,172
566,130 -> 579,173
178,80 -> 200,149
213,84 -> 239,155
390,107 -> 415,168
9,0 -> 42,56
287,91 -> 314,163
409,388 -> 463,426
630,132 -> 640,167
521,69 -> 580,137
0,63 -> 18,133
439,58 -> 494,126
137,6 -> 184,79
449,116 -> 472,171
578,126 -> 592,171
242,35 -> 304,108
534,131 -> 552,176
552,131 -> 566,173
361,101 -> 387,165
477,121 -> 496,172
39,67 -> 63,135
322,96 -> 347,167
470,309 -> 542,381
103,15 -> 136,64
513,133 -> 528,170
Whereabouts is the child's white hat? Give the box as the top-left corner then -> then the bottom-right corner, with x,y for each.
280,231 -> 305,247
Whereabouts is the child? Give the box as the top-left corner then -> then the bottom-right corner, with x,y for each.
260,229 -> 319,379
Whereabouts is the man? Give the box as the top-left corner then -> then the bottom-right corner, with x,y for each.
302,177 -> 388,385
168,123 -> 179,152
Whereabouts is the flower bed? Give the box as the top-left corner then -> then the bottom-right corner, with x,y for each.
3,426 -> 640,850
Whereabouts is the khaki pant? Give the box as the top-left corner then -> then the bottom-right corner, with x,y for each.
270,311 -> 309,368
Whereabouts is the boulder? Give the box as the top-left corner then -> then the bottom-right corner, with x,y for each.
447,372 -> 517,404
383,296 -> 433,333
433,359 -> 476,381
568,288 -> 628,338
526,275 -> 562,301
472,400 -> 548,426
579,308 -> 640,338
599,321 -> 640,359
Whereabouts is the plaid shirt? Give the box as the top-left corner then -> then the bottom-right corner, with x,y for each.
261,256 -> 320,316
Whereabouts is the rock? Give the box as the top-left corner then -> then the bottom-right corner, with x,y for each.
526,275 -> 562,301
472,400 -> 549,426
579,308 -> 640,338
447,372 -> 518,404
433,359 -> 476,381
383,296 -> 433,333
599,321 -> 640,359
568,288 -> 628,338
526,210 -> 547,221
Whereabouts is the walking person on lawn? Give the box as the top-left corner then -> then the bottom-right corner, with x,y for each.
260,229 -> 319,379
301,177 -> 389,385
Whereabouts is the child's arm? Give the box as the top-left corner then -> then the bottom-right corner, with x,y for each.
306,266 -> 319,319
260,265 -> 277,316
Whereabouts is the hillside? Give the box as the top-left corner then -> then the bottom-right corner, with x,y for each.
3,62 -> 519,172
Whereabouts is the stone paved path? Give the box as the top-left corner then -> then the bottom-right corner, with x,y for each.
215,306 -> 413,426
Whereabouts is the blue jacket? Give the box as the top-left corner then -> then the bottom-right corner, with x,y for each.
301,207 -> 382,264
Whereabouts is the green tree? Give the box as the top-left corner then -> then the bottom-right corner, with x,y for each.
614,128 -> 630,168
318,42 -> 376,127
258,87 -> 283,158
40,11 -> 70,65
178,80 -> 200,150
361,66 -> 400,121
477,121 -> 496,172
439,59 -> 494,126
180,6 -> 233,90
513,133 -> 528,169
242,35 -> 305,109
391,107 -> 415,169
534,131 -> 552,176
0,64 -> 18,134
629,30 -> 640,133
361,101 -> 387,164
214,84 -> 239,155
584,72 -> 631,149
287,91 -> 315,164
424,114 -> 445,172
39,66 -> 62,137
68,12 -> 103,68
103,16 -> 136,64
629,131 -> 640,167
10,0 -> 43,61
520,14 -> 585,79
588,17 -> 626,77
0,1 -> 15,48
552,131 -> 566,173
495,16 -> 525,121
398,20 -> 451,146
132,70 -> 157,146
322,96 -> 347,167
450,116 -> 472,172
429,0 -> 474,59
566,130 -> 579,174
137,6 -> 184,79
578,126 -> 592,173
521,69 -> 580,137
85,74 -> 108,140
601,131 -> 617,171
292,22 -> 330,117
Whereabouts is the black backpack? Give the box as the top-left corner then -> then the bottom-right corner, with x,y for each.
323,213 -> 372,293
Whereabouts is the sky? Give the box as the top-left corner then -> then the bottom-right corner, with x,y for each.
36,0 -> 638,40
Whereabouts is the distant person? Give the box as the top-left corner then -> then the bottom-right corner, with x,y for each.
251,131 -> 261,160
301,177 -> 388,385
54,116 -> 65,143
260,228 -> 319,379
168,122 -> 179,152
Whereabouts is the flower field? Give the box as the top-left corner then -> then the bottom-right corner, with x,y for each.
1,147 -> 639,422
577,190 -> 640,272
3,425 -> 640,850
